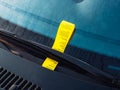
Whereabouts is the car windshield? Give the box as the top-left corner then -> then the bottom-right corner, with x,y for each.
0,0 -> 120,79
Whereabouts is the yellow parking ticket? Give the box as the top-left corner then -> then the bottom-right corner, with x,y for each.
42,20 -> 75,71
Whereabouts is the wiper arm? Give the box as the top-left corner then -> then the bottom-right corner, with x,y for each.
0,30 -> 119,88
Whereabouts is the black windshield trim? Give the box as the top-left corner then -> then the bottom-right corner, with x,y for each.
0,30 -> 119,88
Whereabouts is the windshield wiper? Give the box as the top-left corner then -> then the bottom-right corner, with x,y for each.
0,30 -> 120,88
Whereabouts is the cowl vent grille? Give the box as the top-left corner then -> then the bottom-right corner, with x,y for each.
0,66 -> 41,90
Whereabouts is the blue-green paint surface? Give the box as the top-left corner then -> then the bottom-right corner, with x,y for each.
108,65 -> 120,71
0,0 -> 120,58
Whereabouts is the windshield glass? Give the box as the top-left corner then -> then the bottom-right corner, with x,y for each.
0,0 -> 120,79
0,0 -> 120,58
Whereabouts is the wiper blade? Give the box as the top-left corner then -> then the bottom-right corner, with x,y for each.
0,30 -> 119,88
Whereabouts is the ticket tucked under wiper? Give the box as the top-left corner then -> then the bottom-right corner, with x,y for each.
0,30 -> 120,88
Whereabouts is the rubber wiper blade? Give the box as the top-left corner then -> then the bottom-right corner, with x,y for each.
0,30 -> 118,87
